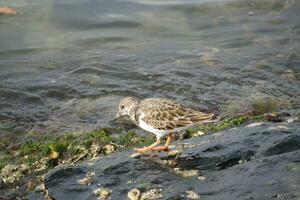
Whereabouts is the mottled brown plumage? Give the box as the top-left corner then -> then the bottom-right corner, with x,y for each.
116,97 -> 217,153
135,98 -> 215,130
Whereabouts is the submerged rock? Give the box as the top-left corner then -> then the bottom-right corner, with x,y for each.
174,168 -> 199,177
185,190 -> 201,200
140,188 -> 163,200
127,188 -> 140,200
77,171 -> 95,185
93,187 -> 111,199
43,123 -> 300,200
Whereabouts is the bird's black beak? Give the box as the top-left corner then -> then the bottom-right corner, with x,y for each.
114,111 -> 121,120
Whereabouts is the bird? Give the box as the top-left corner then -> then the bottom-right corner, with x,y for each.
116,97 -> 217,153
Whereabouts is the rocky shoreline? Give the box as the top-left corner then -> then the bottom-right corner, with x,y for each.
43,122 -> 300,200
0,112 -> 299,199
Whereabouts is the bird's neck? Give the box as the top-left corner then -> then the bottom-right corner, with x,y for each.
129,102 -> 139,124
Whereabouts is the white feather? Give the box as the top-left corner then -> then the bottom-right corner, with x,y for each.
138,113 -> 189,139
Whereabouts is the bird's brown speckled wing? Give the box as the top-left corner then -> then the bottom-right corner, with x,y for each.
137,98 -> 180,110
136,98 -> 215,130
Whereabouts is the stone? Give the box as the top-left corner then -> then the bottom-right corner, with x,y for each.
90,144 -> 101,157
44,123 -> 300,200
197,176 -> 206,181
174,169 -> 199,177
77,171 -> 95,185
127,188 -> 140,200
93,187 -> 111,199
140,189 -> 163,200
185,191 -> 201,200
0,164 -> 25,184
103,144 -> 116,155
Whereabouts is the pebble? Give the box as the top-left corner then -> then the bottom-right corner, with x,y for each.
167,149 -> 181,156
194,131 -> 205,137
246,122 -> 264,128
174,169 -> 199,177
35,183 -> 46,193
103,144 -> 116,155
281,69 -> 296,80
93,187 -> 111,199
90,144 -> 101,157
0,164 -> 29,184
26,179 -> 37,191
140,188 -> 163,200
286,118 -> 295,123
198,176 -> 206,181
77,171 -> 95,185
248,11 -> 255,16
185,191 -> 201,200
127,188 -> 140,200
49,150 -> 59,159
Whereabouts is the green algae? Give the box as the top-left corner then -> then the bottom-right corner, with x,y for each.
186,115 -> 248,138
251,97 -> 279,114
223,96 -> 282,116
116,131 -> 154,147
0,128 -> 155,173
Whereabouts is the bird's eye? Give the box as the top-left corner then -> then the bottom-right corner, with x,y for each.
121,106 -> 125,109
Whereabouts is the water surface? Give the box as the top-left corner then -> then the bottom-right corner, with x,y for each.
0,0 -> 299,137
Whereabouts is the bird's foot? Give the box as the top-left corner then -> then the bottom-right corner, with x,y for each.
134,146 -> 169,153
151,146 -> 169,152
134,147 -> 151,154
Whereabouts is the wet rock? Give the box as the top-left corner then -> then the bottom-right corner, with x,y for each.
1,164 -> 29,184
26,179 -> 37,191
103,144 -> 116,155
140,189 -> 163,200
77,171 -> 95,185
264,135 -> 300,156
167,149 -> 181,157
127,188 -> 140,200
93,187 -> 111,199
90,144 -> 101,157
35,183 -> 46,193
197,176 -> 206,181
44,123 -> 300,200
174,168 -> 199,177
281,69 -> 296,80
72,148 -> 89,164
33,157 -> 48,172
264,112 -> 291,122
286,162 -> 300,172
185,190 -> 201,200
0,195 -> 13,200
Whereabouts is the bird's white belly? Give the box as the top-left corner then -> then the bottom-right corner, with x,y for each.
139,119 -> 169,139
138,116 -> 189,139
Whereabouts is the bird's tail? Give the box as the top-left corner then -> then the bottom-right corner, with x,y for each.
191,112 -> 219,123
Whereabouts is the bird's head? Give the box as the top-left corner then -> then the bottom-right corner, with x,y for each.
116,97 -> 139,118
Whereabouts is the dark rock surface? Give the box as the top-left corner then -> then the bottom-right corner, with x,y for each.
42,122 -> 300,200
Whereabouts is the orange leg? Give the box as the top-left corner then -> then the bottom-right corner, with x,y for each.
134,133 -> 174,153
165,133 -> 174,147
150,133 -> 174,152
134,139 -> 161,153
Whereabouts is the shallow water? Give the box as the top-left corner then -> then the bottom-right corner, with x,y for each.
0,0 -> 299,136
